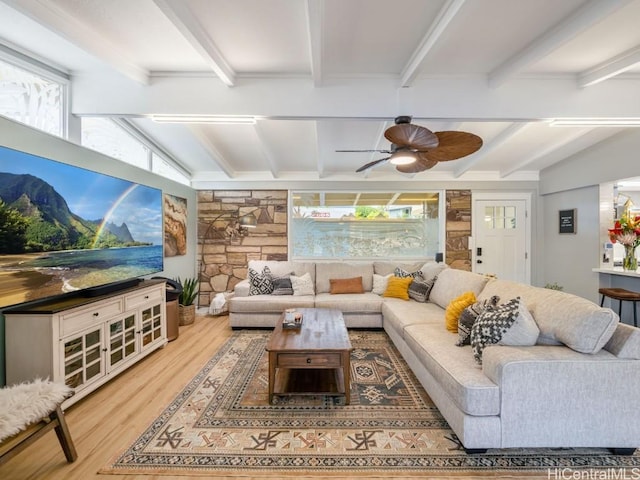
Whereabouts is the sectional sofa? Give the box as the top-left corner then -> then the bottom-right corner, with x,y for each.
229,260 -> 640,453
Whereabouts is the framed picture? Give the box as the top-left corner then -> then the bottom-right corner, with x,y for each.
559,209 -> 577,234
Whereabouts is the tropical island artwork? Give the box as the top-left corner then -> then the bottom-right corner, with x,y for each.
0,145 -> 163,308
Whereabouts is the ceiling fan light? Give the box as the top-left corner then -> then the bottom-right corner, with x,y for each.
389,151 -> 417,165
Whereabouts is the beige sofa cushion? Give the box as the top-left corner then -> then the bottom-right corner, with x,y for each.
373,261 -> 425,276
478,279 -> 619,354
315,262 -> 374,293
404,324 -> 500,416
247,260 -> 316,284
604,323 -> 640,359
229,294 -> 315,313
429,269 -> 490,310
315,292 -> 382,313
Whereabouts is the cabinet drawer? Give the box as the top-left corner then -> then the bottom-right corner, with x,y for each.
61,299 -> 123,336
125,287 -> 163,310
277,352 -> 342,368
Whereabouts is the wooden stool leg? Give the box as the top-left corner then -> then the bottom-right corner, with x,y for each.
51,406 -> 77,463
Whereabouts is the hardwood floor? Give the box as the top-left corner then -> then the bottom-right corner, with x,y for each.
0,314 -> 539,480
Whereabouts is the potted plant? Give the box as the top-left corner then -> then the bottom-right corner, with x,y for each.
177,277 -> 199,326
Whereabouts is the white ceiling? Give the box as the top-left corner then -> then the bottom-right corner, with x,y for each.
2,0 -> 640,187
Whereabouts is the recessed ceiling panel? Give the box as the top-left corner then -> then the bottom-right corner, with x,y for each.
52,0 -> 209,70
323,0 -> 445,75
527,1 -> 640,73
419,0 -> 585,74
186,0 -> 310,74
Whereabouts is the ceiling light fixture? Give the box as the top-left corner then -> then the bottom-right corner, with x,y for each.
151,115 -> 257,125
389,151 -> 417,165
550,118 -> 640,127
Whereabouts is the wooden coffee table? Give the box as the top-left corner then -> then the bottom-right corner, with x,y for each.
266,308 -> 352,404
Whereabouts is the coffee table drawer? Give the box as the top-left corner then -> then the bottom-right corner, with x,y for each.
277,352 -> 341,368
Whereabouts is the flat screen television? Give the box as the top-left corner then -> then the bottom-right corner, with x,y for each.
0,144 -> 163,309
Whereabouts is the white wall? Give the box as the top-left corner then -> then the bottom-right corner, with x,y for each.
541,186 -> 600,302
540,129 -> 640,302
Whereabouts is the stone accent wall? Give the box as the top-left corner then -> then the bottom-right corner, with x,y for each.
197,190 -> 288,307
445,190 -> 472,271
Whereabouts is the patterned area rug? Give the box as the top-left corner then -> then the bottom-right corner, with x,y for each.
101,330 -> 640,477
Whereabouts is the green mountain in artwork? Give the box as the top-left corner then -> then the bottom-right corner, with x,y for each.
0,172 -> 144,254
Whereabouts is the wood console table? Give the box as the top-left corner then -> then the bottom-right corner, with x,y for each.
4,280 -> 166,407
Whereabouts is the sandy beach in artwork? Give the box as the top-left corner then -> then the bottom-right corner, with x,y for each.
0,254 -> 66,308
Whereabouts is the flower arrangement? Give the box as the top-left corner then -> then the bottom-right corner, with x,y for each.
608,211 -> 640,270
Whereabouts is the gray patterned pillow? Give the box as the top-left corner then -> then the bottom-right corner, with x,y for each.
248,266 -> 274,295
470,297 -> 540,364
271,273 -> 294,295
394,267 -> 424,279
456,295 -> 500,346
408,276 -> 437,303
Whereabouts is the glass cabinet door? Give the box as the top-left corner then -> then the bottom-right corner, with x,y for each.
108,314 -> 138,371
63,326 -> 104,389
140,303 -> 163,351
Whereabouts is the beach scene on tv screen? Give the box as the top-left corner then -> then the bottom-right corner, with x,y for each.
0,145 -> 163,308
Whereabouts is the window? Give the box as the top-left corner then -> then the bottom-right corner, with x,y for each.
0,58 -> 64,136
484,206 -> 516,229
291,191 -> 441,259
81,118 -> 150,169
152,153 -> 190,186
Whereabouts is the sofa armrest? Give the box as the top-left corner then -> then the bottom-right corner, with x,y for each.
482,345 -> 640,447
234,279 -> 250,297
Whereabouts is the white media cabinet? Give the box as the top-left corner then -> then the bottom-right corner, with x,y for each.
4,279 -> 166,407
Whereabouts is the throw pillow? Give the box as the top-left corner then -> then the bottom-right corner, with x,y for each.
291,272 -> 315,296
383,276 -> 413,300
394,267 -> 424,279
372,273 -> 392,295
470,297 -> 540,364
271,273 -> 294,295
456,295 -> 500,346
445,291 -> 476,333
330,276 -> 364,294
408,276 -> 437,303
248,266 -> 274,295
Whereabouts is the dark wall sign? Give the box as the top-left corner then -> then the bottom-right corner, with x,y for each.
559,209 -> 577,234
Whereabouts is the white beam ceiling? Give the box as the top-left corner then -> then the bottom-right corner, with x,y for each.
187,126 -> 235,178
488,0 -> 633,88
578,44 -> 640,87
3,0 -> 149,84
305,0 -> 324,87
454,123 -> 530,178
152,0 -> 235,87
400,0 -> 466,88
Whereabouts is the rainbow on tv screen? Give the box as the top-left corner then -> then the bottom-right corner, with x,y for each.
0,145 -> 163,308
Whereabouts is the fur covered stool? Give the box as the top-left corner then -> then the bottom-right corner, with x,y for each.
0,379 -> 77,464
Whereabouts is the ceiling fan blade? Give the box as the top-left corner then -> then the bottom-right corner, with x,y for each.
395,154 -> 438,173
384,123 -> 439,151
336,149 -> 392,153
423,131 -> 483,161
356,157 -> 390,173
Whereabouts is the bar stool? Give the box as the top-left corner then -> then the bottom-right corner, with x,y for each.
599,287 -> 640,327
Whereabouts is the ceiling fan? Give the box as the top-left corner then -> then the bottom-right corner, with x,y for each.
337,116 -> 483,173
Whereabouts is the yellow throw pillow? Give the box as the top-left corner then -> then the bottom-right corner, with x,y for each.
445,291 -> 477,333
383,276 -> 413,300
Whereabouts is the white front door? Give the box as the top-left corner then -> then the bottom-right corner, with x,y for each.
473,197 -> 529,283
